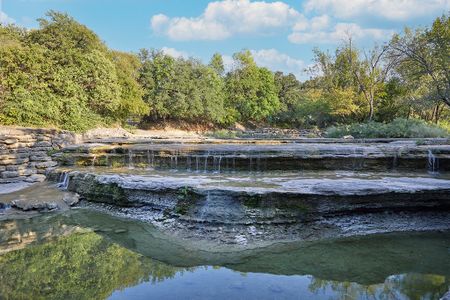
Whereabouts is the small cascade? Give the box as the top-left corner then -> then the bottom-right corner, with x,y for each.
57,172 -> 70,190
147,150 -> 154,169
195,156 -> 200,172
212,156 -> 223,173
392,151 -> 398,169
128,149 -> 134,169
91,155 -> 97,167
427,150 -> 439,173
217,156 -> 222,173
204,155 -> 209,173
186,156 -> 192,171
198,192 -> 212,220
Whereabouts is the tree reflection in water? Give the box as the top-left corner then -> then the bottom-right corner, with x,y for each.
0,210 -> 449,300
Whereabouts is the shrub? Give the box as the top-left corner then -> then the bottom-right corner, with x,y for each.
325,118 -> 449,138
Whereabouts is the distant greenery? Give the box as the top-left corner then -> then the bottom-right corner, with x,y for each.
0,11 -> 449,132
325,118 -> 449,138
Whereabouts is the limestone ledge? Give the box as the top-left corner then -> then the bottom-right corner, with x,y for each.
48,170 -> 450,225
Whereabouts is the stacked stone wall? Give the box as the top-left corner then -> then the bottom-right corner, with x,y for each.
0,127 -> 77,183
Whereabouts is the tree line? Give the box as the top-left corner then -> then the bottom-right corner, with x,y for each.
0,11 -> 448,132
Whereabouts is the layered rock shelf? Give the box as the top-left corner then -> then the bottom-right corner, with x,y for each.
0,127 -> 76,184
49,169 -> 450,225
54,141 -> 450,172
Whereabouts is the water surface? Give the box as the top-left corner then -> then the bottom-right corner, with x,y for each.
0,209 -> 448,300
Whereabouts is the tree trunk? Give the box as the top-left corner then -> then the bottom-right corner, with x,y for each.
368,98 -> 374,121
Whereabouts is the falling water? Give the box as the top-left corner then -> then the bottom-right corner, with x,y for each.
392,151 -> 398,169
186,156 -> 192,171
57,172 -> 70,190
128,149 -> 134,169
217,156 -> 222,173
204,155 -> 209,173
195,156 -> 200,172
427,150 -> 439,173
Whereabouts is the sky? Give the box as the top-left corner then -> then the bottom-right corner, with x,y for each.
1,0 -> 449,80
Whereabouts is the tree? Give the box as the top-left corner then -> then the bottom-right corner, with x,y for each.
225,50 -> 280,123
138,50 -> 226,124
389,14 -> 450,108
347,39 -> 393,121
110,51 -> 149,121
209,53 -> 225,76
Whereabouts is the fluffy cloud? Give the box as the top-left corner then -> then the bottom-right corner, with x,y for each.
289,22 -> 394,44
304,0 -> 450,21
151,0 -> 300,41
250,49 -> 305,79
160,47 -> 189,59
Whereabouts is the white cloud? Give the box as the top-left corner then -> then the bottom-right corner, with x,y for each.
160,47 -> 189,59
289,22 -> 394,44
151,14 -> 169,32
0,10 -> 15,25
151,0 -> 300,41
250,49 -> 305,79
212,50 -> 306,79
304,0 -> 450,21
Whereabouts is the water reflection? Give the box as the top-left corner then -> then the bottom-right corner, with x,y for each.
0,210 -> 448,300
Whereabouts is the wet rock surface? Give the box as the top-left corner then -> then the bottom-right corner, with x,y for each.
54,140 -> 450,172
0,182 -> 80,213
47,169 -> 450,239
3,137 -> 450,245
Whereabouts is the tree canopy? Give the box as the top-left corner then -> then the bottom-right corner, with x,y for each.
0,11 -> 448,132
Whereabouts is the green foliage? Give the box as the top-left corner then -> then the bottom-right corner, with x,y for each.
0,11 -> 448,132
0,12 -> 146,131
325,118 -> 449,138
138,50 -> 226,124
225,50 -> 280,123
389,13 -> 450,111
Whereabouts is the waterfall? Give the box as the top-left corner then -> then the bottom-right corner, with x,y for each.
91,155 -> 97,167
217,156 -> 222,173
195,156 -> 200,172
57,172 -> 70,190
427,150 -> 439,173
186,156 -> 192,171
128,149 -> 134,169
392,151 -> 398,169
204,155 -> 209,173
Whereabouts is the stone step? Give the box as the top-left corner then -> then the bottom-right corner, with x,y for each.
48,169 -> 450,225
54,142 -> 450,172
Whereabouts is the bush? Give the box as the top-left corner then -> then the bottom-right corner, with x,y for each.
325,118 -> 449,138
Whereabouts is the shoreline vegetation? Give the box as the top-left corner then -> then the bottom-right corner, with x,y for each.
0,11 -> 449,138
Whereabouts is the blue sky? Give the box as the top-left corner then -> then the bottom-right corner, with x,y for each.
1,0 -> 449,80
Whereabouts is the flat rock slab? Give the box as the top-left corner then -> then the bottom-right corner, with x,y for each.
0,182 -> 34,194
0,182 -> 79,212
72,171 -> 450,196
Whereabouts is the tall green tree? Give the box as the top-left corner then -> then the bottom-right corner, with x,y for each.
225,50 -> 280,123
389,14 -> 450,108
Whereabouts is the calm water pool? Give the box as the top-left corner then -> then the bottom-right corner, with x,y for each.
0,209 -> 449,300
